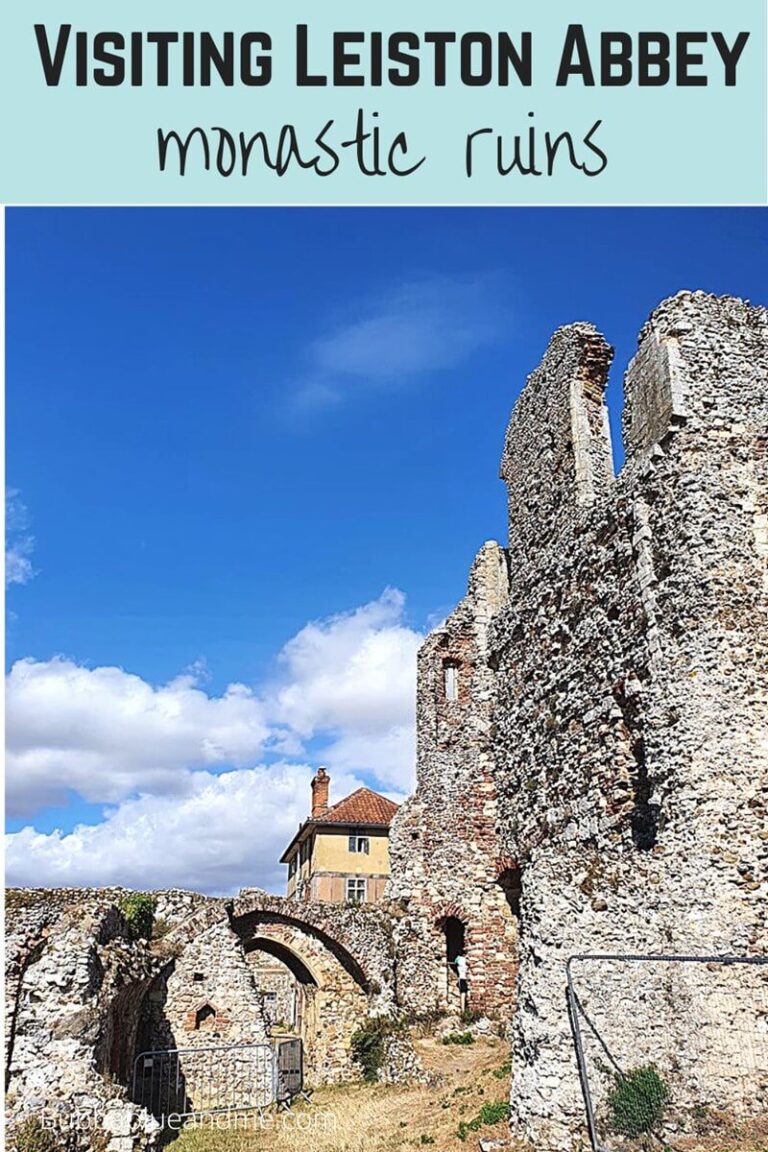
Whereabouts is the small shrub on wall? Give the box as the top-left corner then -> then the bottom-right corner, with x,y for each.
350,1016 -> 405,1082
118,892 -> 156,941
608,1064 -> 670,1137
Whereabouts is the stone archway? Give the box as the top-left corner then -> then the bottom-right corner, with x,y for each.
235,914 -> 370,1083
160,892 -> 397,1085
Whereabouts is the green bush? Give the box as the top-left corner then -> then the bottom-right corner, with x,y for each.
350,1016 -> 402,1082
457,1099 -> 511,1141
478,1100 -> 511,1125
441,1031 -> 475,1046
118,892 -> 156,940
608,1065 -> 670,1137
12,1116 -> 58,1152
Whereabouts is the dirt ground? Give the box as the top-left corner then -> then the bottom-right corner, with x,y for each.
169,1032 -> 513,1152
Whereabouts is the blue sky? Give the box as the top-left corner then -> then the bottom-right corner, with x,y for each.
6,207 -> 767,893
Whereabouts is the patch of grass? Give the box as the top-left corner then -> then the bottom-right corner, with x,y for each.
478,1101 -> 510,1125
492,1061 -> 512,1080
456,1099 -> 510,1141
608,1064 -> 670,1137
441,1031 -> 474,1047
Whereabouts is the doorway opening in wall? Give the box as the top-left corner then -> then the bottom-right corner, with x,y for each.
244,938 -> 317,1042
444,916 -> 466,965
497,865 -> 522,919
442,916 -> 466,1011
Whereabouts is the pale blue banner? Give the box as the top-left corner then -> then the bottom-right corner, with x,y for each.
0,0 -> 765,204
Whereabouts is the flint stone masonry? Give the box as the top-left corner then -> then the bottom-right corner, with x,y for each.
489,292 -> 766,1148
5,888 -> 163,1152
6,886 -> 398,1147
388,290 -> 766,1150
232,891 -> 397,1080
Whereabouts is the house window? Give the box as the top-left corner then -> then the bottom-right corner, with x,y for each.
346,877 -> 367,904
348,834 -> 370,854
443,660 -> 459,702
288,856 -> 297,878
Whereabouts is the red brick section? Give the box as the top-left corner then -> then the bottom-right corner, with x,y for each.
183,1000 -> 231,1032
311,768 -> 330,817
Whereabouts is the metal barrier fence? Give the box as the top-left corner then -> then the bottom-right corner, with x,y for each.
566,954 -> 768,1152
132,1038 -> 302,1119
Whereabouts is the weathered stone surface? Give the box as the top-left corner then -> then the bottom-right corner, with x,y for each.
488,292 -> 766,1148
5,888 -> 163,1151
6,885 -> 400,1146
390,290 -> 767,1150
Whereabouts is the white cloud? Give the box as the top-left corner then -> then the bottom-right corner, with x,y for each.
5,589 -> 423,891
292,274 -> 505,410
271,588 -> 420,789
6,489 -> 36,587
6,658 -> 270,816
5,764 -> 366,895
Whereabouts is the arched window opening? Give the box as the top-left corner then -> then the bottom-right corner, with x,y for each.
194,1003 -> 217,1031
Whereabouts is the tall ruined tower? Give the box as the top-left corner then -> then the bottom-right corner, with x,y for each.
389,291 -> 767,1149
387,541 -> 519,1015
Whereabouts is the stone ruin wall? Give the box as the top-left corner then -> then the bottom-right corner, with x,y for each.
5,888 -> 167,1152
386,290 -> 767,1149
386,541 -> 519,1018
5,885 -> 399,1149
488,291 -> 767,1148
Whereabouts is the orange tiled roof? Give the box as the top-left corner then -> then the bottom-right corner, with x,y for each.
317,787 -> 399,827
279,786 -> 399,862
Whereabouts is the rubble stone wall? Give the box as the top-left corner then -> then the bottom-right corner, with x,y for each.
488,292 -> 768,1149
5,885 -> 399,1148
4,888 -> 162,1152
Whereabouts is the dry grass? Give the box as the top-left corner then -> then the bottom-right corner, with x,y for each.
169,1033 -> 513,1152
157,1037 -> 768,1152
671,1114 -> 768,1152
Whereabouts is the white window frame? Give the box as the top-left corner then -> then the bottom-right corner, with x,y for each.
346,877 -> 367,904
444,661 -> 459,702
348,834 -> 370,855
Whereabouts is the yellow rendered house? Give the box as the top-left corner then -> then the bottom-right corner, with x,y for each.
280,769 -> 398,904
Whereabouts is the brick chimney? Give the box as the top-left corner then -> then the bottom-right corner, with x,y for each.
311,768 -> 330,817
